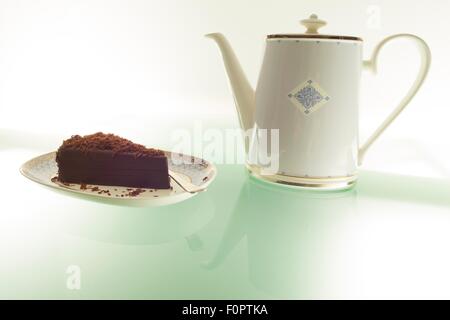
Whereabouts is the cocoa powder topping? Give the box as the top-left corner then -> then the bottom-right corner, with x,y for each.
57,132 -> 165,156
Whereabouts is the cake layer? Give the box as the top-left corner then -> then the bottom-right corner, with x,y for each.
57,149 -> 168,170
59,171 -> 170,189
56,133 -> 171,189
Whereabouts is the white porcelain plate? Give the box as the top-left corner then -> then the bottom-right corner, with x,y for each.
20,151 -> 217,206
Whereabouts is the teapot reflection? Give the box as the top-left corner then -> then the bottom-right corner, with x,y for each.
204,176 -> 357,298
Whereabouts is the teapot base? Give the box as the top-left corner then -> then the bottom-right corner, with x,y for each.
246,164 -> 356,191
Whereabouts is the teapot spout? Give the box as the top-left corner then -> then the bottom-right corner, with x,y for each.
205,33 -> 255,133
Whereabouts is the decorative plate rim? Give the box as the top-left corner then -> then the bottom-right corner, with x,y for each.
19,151 -> 217,203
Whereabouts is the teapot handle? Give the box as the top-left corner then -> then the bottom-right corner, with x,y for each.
358,34 -> 431,165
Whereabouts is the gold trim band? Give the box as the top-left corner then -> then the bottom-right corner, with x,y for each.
247,164 -> 357,190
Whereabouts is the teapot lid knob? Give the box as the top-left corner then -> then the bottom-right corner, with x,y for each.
300,14 -> 327,34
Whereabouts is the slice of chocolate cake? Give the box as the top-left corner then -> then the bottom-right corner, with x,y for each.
56,132 -> 170,189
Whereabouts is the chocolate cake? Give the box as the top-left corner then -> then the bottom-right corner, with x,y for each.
55,132 -> 170,189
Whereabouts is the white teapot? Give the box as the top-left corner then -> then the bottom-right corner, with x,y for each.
206,14 -> 431,190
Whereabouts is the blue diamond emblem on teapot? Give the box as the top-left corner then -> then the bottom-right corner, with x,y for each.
288,79 -> 330,115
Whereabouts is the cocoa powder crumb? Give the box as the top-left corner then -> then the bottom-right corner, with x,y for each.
51,176 -> 71,186
127,188 -> 145,197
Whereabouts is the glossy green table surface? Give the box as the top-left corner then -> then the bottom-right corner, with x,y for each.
2,142 -> 450,299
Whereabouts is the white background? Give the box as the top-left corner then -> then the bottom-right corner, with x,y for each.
1,1 -> 450,299
0,0 -> 448,176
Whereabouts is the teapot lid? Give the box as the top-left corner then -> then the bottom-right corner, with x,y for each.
267,14 -> 362,41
